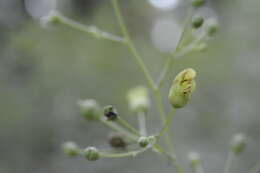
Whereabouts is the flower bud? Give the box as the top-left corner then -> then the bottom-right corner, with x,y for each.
109,134 -> 127,149
168,68 -> 197,109
230,133 -> 247,155
138,136 -> 149,148
188,152 -> 200,167
78,99 -> 101,121
103,105 -> 118,121
62,141 -> 80,157
138,135 -> 156,148
83,147 -> 100,161
127,86 -> 150,113
40,10 -> 61,28
191,0 -> 205,8
192,16 -> 204,29
206,19 -> 219,36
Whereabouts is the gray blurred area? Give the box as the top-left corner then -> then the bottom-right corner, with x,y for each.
0,0 -> 260,173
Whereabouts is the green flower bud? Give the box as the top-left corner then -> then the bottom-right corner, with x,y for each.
78,99 -> 101,121
138,136 -> 149,148
83,147 -> 100,161
62,141 -> 80,157
206,19 -> 219,36
191,0 -> 205,8
188,152 -> 200,167
230,133 -> 247,155
168,68 -> 197,109
138,135 -> 156,148
40,10 -> 61,27
192,16 -> 204,29
127,86 -> 150,113
103,105 -> 118,121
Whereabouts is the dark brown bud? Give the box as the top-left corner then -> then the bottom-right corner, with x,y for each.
103,105 -> 118,121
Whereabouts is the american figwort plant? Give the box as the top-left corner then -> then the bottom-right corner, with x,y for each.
42,0 -> 260,173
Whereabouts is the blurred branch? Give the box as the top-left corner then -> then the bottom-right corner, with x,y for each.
42,11 -> 126,43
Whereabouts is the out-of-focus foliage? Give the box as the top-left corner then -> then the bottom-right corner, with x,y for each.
0,0 -> 260,173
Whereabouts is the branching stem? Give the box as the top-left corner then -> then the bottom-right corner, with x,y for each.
101,146 -> 151,158
47,12 -> 126,43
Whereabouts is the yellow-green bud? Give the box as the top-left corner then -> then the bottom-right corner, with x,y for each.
78,99 -> 101,120
188,152 -> 200,167
230,133 -> 247,155
127,86 -> 150,113
168,68 -> 197,109
191,0 -> 205,8
62,141 -> 80,157
192,16 -> 204,29
83,147 -> 100,161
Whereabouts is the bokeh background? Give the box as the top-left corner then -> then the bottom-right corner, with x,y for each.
0,0 -> 260,173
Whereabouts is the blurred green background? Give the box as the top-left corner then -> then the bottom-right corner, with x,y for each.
0,0 -> 260,173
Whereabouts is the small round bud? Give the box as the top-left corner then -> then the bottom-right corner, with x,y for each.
138,136 -> 149,148
206,19 -> 219,36
138,135 -> 156,148
83,147 -> 100,161
78,99 -> 101,121
230,133 -> 247,155
103,105 -> 118,121
127,86 -> 150,113
40,10 -> 61,28
109,135 -> 127,149
168,68 -> 197,109
188,152 -> 200,167
62,141 -> 80,157
192,16 -> 204,29
191,0 -> 205,8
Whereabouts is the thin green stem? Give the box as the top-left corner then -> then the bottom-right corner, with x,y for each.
249,161 -> 260,173
47,11 -> 126,43
100,117 -> 138,141
116,116 -> 141,136
154,144 -> 184,173
137,111 -> 147,136
111,1 -> 184,173
156,55 -> 175,88
158,107 -> 176,137
101,146 -> 151,158
224,151 -> 235,173
153,88 -> 175,154
111,0 -> 155,90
